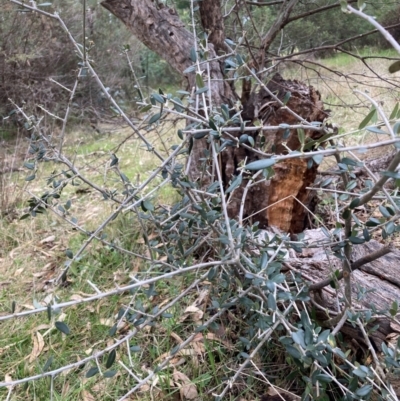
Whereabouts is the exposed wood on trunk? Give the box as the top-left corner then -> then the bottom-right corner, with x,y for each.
227,74 -> 327,233
284,229 -> 400,350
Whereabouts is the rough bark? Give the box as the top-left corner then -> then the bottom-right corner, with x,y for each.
227,74 -> 327,233
101,0 -> 235,184
101,0 -> 231,105
284,229 -> 400,350
198,0 -> 228,54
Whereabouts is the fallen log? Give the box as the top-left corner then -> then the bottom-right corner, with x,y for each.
283,229 -> 400,351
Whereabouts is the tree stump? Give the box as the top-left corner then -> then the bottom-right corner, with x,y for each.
225,74 -> 328,234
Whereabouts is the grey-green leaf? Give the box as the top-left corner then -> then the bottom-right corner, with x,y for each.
349,236 -> 365,244
152,93 -> 165,104
148,113 -> 161,124
244,158 -> 276,170
389,61 -> 400,74
195,86 -> 209,95
141,200 -> 154,212
65,249 -> 73,259
103,370 -> 117,378
24,162 -> 35,170
105,349 -> 116,368
312,154 -> 323,165
55,321 -> 70,335
226,175 -> 242,194
190,47 -> 197,62
86,366 -> 99,378
43,356 -> 54,372
355,385 -> 372,397
268,293 -> 277,311
359,108 -> 376,129
196,73 -> 205,89
353,368 -> 367,378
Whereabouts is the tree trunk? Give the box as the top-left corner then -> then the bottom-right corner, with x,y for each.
227,74 -> 327,233
100,0 -> 327,233
101,0 -> 235,184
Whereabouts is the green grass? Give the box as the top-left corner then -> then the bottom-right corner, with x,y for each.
0,121 -> 204,400
321,48 -> 399,68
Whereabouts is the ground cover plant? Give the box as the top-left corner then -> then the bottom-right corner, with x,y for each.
1,1 -> 400,400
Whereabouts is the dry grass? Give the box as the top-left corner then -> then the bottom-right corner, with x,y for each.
286,50 -> 400,139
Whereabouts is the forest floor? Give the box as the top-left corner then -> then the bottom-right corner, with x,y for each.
0,50 -> 399,400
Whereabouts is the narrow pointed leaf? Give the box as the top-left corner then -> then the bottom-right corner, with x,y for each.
104,370 -> 117,378
244,158 -> 276,170
86,366 -> 99,378
359,108 -> 376,129
55,321 -> 70,335
226,175 -> 243,194
105,349 -> 116,368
